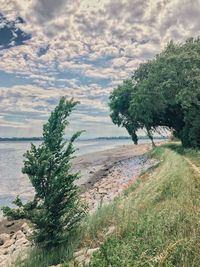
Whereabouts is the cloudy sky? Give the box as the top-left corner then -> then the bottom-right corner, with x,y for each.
0,0 -> 200,138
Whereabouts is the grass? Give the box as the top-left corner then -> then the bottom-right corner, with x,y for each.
15,230 -> 81,267
17,145 -> 200,266
164,142 -> 200,167
82,146 -> 200,266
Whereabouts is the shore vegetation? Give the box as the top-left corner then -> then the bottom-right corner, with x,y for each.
17,143 -> 200,266
2,97 -> 85,249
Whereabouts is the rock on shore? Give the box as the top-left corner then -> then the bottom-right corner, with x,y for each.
0,222 -> 32,267
81,155 -> 158,213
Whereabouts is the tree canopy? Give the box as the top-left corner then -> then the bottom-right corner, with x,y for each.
109,38 -> 200,148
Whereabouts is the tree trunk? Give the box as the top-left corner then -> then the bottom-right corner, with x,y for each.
147,130 -> 156,148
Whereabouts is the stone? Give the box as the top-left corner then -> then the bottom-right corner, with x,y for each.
104,183 -> 112,189
86,247 -> 100,256
66,261 -> 76,267
0,255 -> 7,263
0,234 -> 10,246
2,239 -> 15,248
15,238 -> 28,247
0,248 -> 8,255
84,257 -> 91,265
13,230 -> 25,240
98,188 -> 107,194
74,248 -> 87,258
21,223 -> 30,234
102,166 -> 109,171
7,244 -> 16,254
12,249 -> 29,263
4,221 -> 14,228
73,247 -> 100,266
84,192 -> 91,199
0,261 -> 7,267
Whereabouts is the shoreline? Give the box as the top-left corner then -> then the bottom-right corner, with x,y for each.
0,142 -> 161,266
0,142 -> 154,232
73,142 -> 152,191
0,143 -> 154,222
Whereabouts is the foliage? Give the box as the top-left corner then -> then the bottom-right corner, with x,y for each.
109,38 -> 200,148
109,79 -> 139,144
16,229 -> 81,267
2,97 -> 86,249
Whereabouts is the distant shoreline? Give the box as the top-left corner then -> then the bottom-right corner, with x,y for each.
0,137 -> 43,142
0,136 -> 167,142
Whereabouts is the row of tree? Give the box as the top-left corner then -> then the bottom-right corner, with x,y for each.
109,38 -> 200,148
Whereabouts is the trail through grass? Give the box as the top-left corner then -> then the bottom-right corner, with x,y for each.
85,146 -> 200,266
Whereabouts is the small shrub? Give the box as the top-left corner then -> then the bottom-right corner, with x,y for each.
2,97 -> 86,249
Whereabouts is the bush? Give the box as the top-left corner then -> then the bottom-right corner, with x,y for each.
2,97 -> 86,249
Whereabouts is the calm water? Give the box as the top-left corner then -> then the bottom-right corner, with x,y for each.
0,139 -> 137,210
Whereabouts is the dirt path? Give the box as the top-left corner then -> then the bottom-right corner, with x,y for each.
184,157 -> 200,176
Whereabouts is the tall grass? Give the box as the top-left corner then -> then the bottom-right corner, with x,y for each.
16,229 -> 81,267
17,146 -> 200,266
85,147 -> 200,266
164,142 -> 200,167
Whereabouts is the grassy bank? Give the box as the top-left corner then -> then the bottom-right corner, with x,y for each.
77,145 -> 200,266
19,145 -> 200,267
165,143 -> 200,168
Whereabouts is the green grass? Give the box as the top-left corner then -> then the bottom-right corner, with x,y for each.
86,146 -> 200,266
164,142 -> 200,167
17,145 -> 200,267
15,230 -> 81,267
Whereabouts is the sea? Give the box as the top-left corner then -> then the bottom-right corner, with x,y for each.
0,138 -> 151,217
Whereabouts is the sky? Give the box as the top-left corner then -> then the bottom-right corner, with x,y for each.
0,0 -> 200,138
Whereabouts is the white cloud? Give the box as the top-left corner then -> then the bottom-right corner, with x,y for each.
1,0 -> 200,137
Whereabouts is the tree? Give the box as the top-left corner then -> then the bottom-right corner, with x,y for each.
2,97 -> 85,248
109,38 -> 200,148
109,79 -> 140,144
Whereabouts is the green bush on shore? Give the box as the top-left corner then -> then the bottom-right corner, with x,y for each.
3,97 -> 86,250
